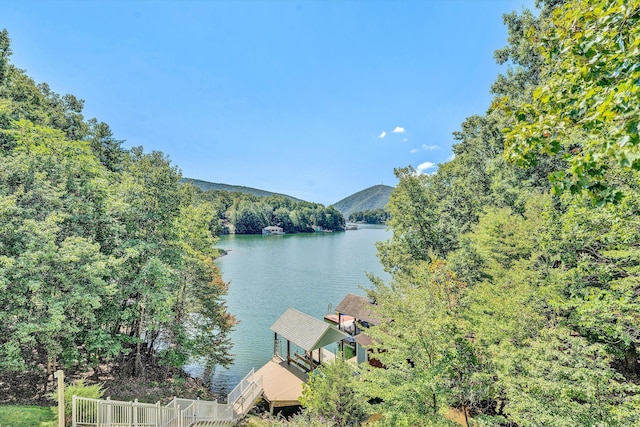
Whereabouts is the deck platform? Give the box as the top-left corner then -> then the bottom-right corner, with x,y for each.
256,356 -> 309,411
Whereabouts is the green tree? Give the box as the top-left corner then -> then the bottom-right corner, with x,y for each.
0,121 -> 113,378
0,29 -> 11,86
498,328 -> 639,426
85,118 -> 125,172
170,187 -> 234,370
376,167 -> 443,273
273,207 -> 295,232
553,175 -> 640,377
299,357 -> 368,427
362,259 -> 483,426
504,0 -> 640,203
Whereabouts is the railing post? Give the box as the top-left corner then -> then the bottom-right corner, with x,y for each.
55,370 -> 65,427
155,401 -> 161,427
106,397 -> 111,427
133,399 -> 138,427
71,395 -> 76,427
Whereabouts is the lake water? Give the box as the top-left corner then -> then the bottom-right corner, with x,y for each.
191,224 -> 390,394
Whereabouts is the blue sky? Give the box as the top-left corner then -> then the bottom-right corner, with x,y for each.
1,0 -> 534,205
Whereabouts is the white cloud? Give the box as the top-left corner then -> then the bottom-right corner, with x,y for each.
392,126 -> 405,134
410,148 -> 419,153
416,161 -> 436,174
403,138 -> 408,142
378,131 -> 387,139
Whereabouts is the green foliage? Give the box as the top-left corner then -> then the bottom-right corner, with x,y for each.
0,120 -> 115,371
362,259 -> 488,424
376,167 -> 444,272
553,175 -> 640,373
347,208 -> 389,224
497,328 -> 639,426
49,379 -> 104,424
0,405 -> 55,427
504,0 -> 640,203
299,357 -> 368,427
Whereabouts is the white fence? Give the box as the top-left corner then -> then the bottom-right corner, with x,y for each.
72,396 -> 186,427
227,369 -> 263,417
72,370 -> 262,427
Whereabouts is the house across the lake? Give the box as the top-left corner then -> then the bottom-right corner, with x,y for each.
262,225 -> 285,235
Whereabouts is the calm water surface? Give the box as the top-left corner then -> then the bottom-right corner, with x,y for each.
192,225 -> 390,394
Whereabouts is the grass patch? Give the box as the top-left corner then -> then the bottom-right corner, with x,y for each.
0,405 -> 55,427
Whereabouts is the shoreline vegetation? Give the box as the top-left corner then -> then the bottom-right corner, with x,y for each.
3,0 -> 640,425
207,191 -> 346,235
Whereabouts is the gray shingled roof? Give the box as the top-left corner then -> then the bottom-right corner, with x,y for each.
270,308 -> 349,351
335,293 -> 381,325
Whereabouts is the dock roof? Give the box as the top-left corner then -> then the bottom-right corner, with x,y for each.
271,308 -> 348,351
335,293 -> 381,325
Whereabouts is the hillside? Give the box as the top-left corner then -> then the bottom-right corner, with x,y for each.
332,185 -> 393,219
182,178 -> 304,202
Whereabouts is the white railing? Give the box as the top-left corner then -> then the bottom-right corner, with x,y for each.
227,369 -> 254,406
226,368 -> 264,418
167,397 -> 234,423
72,396 -> 183,427
73,369 -> 263,427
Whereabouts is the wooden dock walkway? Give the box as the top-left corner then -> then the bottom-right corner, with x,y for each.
255,356 -> 309,411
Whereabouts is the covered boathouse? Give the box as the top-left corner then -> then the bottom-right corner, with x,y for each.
256,307 -> 349,412
326,293 -> 382,365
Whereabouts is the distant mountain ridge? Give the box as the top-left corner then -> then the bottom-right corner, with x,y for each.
331,185 -> 394,219
183,178 -> 393,217
182,178 -> 304,202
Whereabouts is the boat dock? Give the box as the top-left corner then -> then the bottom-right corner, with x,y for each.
255,356 -> 309,411
257,307 -> 349,412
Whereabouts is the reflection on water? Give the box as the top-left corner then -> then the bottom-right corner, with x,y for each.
188,224 -> 390,394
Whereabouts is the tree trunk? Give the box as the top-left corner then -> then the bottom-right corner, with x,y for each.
134,304 -> 145,377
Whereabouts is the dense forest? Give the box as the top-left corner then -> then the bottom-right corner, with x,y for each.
288,0 -> 640,426
195,189 -> 345,234
0,28 -> 234,397
348,208 -> 389,224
